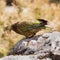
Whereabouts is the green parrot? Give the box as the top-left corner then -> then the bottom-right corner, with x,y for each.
11,19 -> 48,38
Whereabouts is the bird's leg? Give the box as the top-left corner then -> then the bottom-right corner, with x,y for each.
26,33 -> 36,39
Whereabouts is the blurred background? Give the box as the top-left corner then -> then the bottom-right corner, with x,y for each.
0,0 -> 60,57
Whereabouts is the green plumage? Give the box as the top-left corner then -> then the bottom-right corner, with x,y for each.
11,19 -> 48,38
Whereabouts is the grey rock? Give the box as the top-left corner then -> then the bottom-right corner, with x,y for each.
0,55 -> 39,60
1,31 -> 60,60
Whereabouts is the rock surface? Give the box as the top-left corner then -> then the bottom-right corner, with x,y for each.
0,55 -> 52,60
1,31 -> 60,60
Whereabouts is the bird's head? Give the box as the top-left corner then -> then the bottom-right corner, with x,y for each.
11,22 -> 19,32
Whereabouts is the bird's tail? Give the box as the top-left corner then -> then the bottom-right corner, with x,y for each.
37,19 -> 48,25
